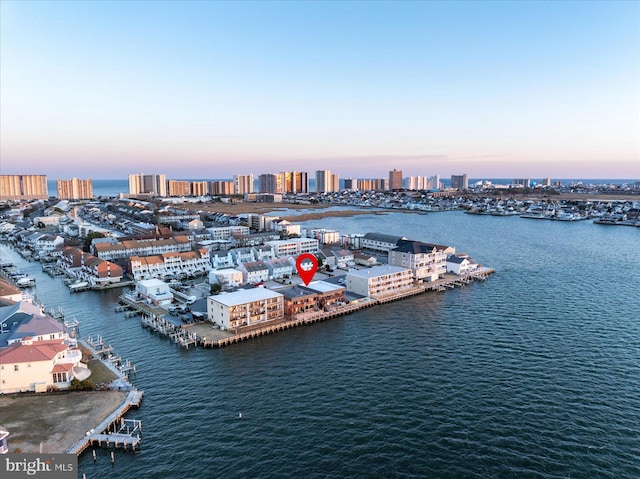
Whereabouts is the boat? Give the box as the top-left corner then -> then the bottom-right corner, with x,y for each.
520,213 -> 548,220
69,281 -> 89,291
15,276 -> 36,288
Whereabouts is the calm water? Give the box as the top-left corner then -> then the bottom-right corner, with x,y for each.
2,212 -> 639,478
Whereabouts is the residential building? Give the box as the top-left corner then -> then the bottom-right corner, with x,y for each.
343,178 -> 356,190
208,226 -> 250,240
230,247 -> 256,265
94,236 -> 192,261
0,338 -> 89,394
127,249 -> 211,280
60,247 -> 124,285
266,258 -> 294,279
388,239 -> 454,282
57,178 -> 93,200
258,174 -> 282,194
209,268 -> 244,287
389,169 -> 403,190
208,180 -> 235,196
207,288 -> 284,330
345,265 -> 414,298
270,219 -> 301,237
279,171 -> 308,194
0,302 -> 66,347
361,232 -> 406,253
307,229 -> 340,244
234,174 -> 255,195
305,280 -> 347,309
252,245 -> 275,261
315,170 -> 338,193
135,279 -> 173,306
128,173 -> 167,197
191,181 -> 208,196
446,254 -> 480,275
451,174 -> 469,190
0,280 -> 22,304
406,176 -> 428,190
238,261 -> 270,284
0,175 -> 48,201
168,180 -> 191,197
357,178 -> 386,191
266,238 -> 320,257
279,285 -> 319,318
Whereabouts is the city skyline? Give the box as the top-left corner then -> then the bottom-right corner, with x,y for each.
1,1 -> 638,180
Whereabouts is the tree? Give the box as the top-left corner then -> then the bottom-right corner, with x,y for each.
83,232 -> 106,252
210,283 -> 222,294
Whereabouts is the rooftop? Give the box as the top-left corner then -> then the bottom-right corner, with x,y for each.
209,288 -> 283,307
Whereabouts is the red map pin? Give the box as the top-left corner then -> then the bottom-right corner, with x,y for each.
296,253 -> 318,286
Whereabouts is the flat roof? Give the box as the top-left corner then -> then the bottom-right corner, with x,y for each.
306,280 -> 345,293
346,265 -> 409,278
209,287 -> 283,307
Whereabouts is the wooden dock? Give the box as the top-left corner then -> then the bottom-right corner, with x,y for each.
68,389 -> 144,455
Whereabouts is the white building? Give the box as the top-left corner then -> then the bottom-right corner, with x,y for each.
128,249 -> 211,281
0,338 -> 88,394
267,258 -> 294,279
207,225 -> 250,240
136,279 -> 173,306
270,219 -> 301,237
207,288 -> 284,330
345,265 -> 414,298
238,261 -> 270,284
446,255 -> 480,275
389,240 -> 454,282
211,251 -> 234,269
266,238 -> 319,257
308,229 -> 340,245
209,268 -> 244,287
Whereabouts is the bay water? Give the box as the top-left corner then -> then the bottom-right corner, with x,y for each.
2,211 -> 639,478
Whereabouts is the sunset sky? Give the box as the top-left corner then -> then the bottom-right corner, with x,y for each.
1,1 -> 638,180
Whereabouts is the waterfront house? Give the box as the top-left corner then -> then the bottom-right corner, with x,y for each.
207,288 -> 284,330
60,247 -> 124,285
0,302 -> 65,347
388,240 -> 454,283
127,249 -> 210,281
446,254 -> 479,275
0,337 -> 89,394
238,261 -> 270,285
94,235 -> 191,261
136,279 -> 173,306
345,265 -> 414,298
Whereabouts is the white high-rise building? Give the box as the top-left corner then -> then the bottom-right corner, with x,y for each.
234,174 -> 255,195
128,173 -> 167,197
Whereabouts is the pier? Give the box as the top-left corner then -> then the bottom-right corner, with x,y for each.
68,389 -> 144,455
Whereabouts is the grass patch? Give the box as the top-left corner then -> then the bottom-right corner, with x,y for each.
87,359 -> 118,384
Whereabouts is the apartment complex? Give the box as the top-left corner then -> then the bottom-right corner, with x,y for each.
388,239 -> 454,282
93,236 -> 192,261
234,174 -> 255,195
208,288 -> 284,330
128,173 -> 167,197
389,169 -> 403,190
266,238 -> 320,257
0,175 -> 48,201
168,180 -> 191,197
345,265 -> 414,298
451,174 -> 469,190
57,178 -> 93,200
127,249 -> 211,280
208,180 -> 235,195
315,170 -> 339,193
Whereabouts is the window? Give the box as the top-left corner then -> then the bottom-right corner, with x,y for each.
14,365 -> 19,372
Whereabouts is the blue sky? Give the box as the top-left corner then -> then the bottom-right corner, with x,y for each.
1,0 -> 638,180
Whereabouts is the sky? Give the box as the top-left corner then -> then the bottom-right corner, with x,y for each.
1,0 -> 638,180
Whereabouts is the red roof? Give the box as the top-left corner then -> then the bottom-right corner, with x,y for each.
0,340 -> 68,364
51,363 -> 74,373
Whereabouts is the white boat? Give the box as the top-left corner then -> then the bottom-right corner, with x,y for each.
69,281 -> 89,291
16,276 -> 36,287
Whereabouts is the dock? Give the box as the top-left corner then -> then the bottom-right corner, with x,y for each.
67,389 -> 144,455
